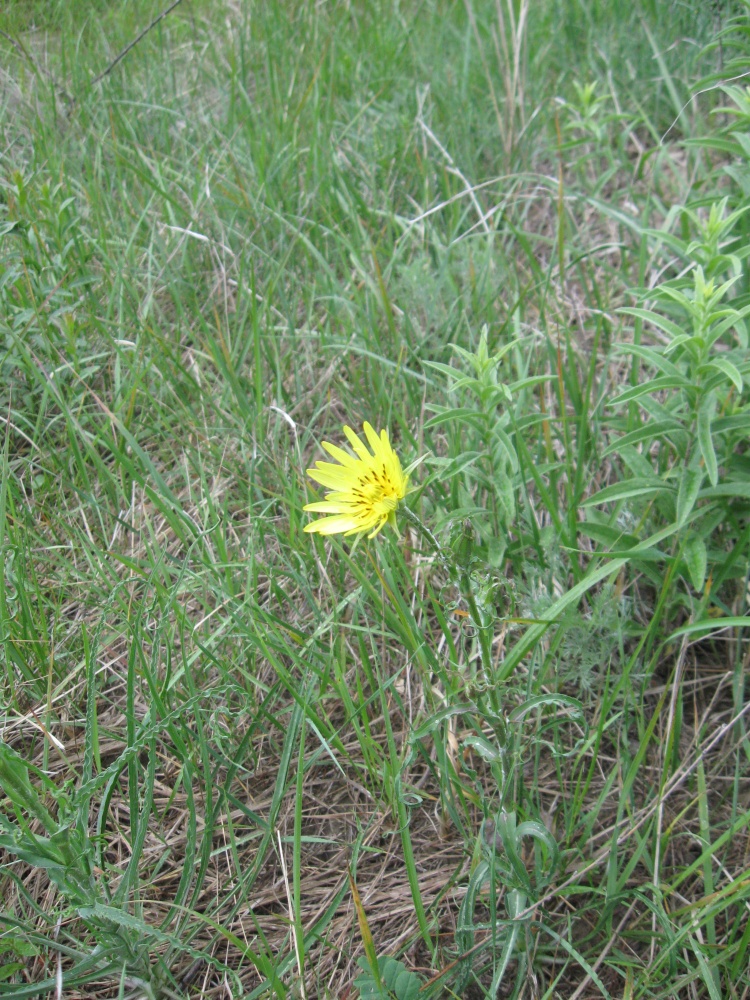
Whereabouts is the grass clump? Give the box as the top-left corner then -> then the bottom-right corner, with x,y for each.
1,0 -> 749,997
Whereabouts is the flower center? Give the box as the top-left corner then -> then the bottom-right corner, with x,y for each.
372,494 -> 398,516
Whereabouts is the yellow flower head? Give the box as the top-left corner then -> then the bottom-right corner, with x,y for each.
303,422 -> 409,538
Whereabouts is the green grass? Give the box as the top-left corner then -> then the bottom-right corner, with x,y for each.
1,0 -> 750,997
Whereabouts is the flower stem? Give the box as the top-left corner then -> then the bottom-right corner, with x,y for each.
401,506 -> 446,566
402,506 -> 496,681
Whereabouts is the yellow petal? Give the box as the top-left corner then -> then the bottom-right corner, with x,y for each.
321,441 -> 360,468
303,500 -> 358,513
381,429 -> 397,462
309,459 -> 360,480
317,490 -> 366,504
343,425 -> 372,462
304,515 -> 361,534
307,467 -> 357,490
363,421 -> 385,460
366,518 -> 388,538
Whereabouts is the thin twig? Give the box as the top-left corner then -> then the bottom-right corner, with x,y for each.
1,0 -> 186,107
0,28 -> 32,64
568,900 -> 637,1000
511,695 -> 750,924
651,633 -> 689,964
0,27 -> 74,104
277,831 -> 306,1000
88,0 -> 186,89
415,115 -> 491,234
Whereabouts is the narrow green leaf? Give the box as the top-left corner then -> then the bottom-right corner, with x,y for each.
601,419 -> 683,457
462,734 -> 501,762
613,340 -> 683,378
676,466 -> 704,526
668,616 -> 750,640
698,481 -> 750,499
610,376 -> 688,406
618,306 -> 687,341
509,694 -> 585,724
683,534 -> 707,592
582,478 -> 668,508
704,357 -> 744,392
688,934 -> 722,1000
697,396 -> 719,486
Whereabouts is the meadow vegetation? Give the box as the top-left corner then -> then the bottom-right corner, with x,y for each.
1,0 -> 749,996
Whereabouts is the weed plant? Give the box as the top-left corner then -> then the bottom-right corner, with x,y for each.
1,0 -> 749,998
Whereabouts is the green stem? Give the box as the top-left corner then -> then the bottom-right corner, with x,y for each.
403,506 -> 496,682
401,505 -> 448,569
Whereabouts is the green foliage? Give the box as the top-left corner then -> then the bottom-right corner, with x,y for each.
0,742 -> 95,900
590,200 -> 750,608
0,935 -> 38,984
425,324 -> 547,567
1,1 -> 749,999
354,956 -> 424,1000
0,740 -> 165,995
0,173 -> 98,415
452,811 -> 558,997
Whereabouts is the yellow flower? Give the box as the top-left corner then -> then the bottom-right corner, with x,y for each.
303,422 -> 409,538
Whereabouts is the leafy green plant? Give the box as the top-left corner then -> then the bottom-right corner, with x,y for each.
354,956 -> 424,1000
452,809 -> 559,998
407,691 -> 582,995
0,740 -> 163,995
587,203 -> 750,608
557,79 -> 638,194
424,324 -> 548,568
0,172 -> 99,423
0,742 -> 98,907
0,934 -> 39,985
